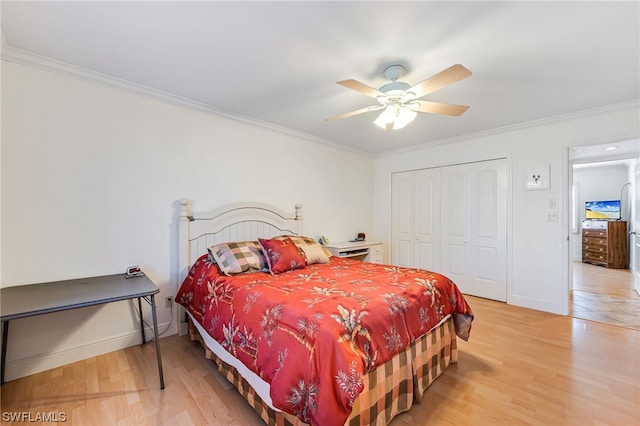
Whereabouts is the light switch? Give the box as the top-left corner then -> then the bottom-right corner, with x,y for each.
548,198 -> 557,209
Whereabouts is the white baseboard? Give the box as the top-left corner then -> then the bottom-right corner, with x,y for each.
4,321 -> 177,382
509,295 -> 568,316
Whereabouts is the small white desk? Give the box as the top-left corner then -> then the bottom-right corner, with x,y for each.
0,274 -> 164,389
324,241 -> 383,263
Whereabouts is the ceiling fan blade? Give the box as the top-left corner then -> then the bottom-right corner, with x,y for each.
408,64 -> 472,99
325,105 -> 384,122
410,100 -> 470,116
337,79 -> 386,99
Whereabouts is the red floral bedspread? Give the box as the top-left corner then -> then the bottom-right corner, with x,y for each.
176,255 -> 473,426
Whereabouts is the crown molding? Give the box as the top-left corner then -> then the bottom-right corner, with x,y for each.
1,42 -> 371,158
4,41 -> 635,161
375,100 -> 640,158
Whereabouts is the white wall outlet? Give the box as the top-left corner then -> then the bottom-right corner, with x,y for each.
545,212 -> 558,222
165,297 -> 172,308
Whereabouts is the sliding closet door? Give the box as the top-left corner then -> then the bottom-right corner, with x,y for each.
440,159 -> 507,301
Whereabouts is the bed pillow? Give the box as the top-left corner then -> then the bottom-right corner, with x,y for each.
208,241 -> 268,275
258,237 -> 307,275
274,235 -> 331,264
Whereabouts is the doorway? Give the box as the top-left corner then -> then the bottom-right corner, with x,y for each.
569,139 -> 640,329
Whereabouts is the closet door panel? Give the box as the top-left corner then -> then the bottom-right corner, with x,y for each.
447,244 -> 468,276
416,242 -> 435,271
477,247 -> 498,281
415,169 -> 440,270
395,241 -> 413,268
391,172 -> 415,267
441,167 -> 471,288
468,160 -> 507,301
474,168 -> 500,284
476,169 -> 498,238
445,172 -> 468,237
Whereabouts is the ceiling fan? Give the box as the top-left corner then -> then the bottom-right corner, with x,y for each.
326,64 -> 472,130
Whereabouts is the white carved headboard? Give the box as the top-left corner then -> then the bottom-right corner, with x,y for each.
176,199 -> 303,334
178,198 -> 303,275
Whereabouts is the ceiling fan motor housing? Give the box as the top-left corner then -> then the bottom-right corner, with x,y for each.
379,81 -> 410,94
379,65 -> 413,104
382,64 -> 406,81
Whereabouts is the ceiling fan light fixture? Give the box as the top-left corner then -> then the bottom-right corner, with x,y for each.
374,106 -> 395,128
397,106 -> 417,127
374,105 -> 417,130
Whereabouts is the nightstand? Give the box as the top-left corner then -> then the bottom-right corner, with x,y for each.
324,241 -> 383,263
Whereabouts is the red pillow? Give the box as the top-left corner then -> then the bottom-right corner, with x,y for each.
258,237 -> 307,275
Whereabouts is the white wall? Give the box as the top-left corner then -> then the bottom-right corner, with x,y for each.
1,61 -> 374,380
374,103 -> 640,315
3,58 -> 639,381
571,164 -> 631,260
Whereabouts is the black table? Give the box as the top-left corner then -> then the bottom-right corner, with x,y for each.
0,273 -> 165,389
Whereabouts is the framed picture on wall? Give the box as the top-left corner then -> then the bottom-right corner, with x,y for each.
525,165 -> 550,190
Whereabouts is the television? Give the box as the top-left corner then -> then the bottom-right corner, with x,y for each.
585,200 -> 621,220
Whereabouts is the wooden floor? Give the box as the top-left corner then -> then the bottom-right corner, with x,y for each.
571,261 -> 640,329
572,261 -> 639,300
2,296 -> 638,425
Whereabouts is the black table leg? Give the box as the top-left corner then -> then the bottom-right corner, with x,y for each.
138,297 -> 146,345
149,294 -> 165,389
1,320 -> 9,385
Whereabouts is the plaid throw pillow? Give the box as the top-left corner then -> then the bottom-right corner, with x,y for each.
275,235 -> 331,264
208,241 -> 268,275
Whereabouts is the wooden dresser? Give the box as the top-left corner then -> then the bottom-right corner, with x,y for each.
582,221 -> 628,269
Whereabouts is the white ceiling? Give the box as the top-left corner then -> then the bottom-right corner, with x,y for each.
571,138 -> 640,166
2,1 -> 639,155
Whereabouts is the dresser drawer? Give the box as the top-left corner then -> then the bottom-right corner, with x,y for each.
582,236 -> 607,247
582,229 -> 607,238
583,244 -> 607,254
369,244 -> 383,263
582,251 -> 607,264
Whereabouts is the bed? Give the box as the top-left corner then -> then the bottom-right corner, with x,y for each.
175,200 -> 473,426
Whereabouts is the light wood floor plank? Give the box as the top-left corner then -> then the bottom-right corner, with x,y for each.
1,295 -> 638,425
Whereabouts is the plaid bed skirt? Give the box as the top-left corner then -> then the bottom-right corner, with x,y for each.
188,316 -> 458,426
